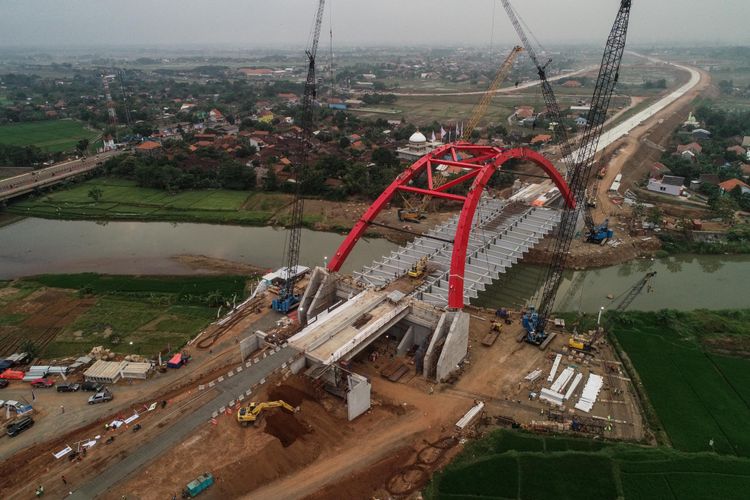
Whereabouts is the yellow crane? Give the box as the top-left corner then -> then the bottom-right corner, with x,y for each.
237,400 -> 297,426
399,47 -> 522,221
462,46 -> 524,141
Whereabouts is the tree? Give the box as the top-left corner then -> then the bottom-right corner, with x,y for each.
88,187 -> 103,202
646,207 -> 662,226
338,136 -> 351,149
76,138 -> 90,155
710,194 -> 738,224
718,80 -> 734,95
371,147 -> 399,168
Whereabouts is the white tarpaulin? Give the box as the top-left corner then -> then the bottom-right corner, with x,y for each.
82,440 -> 97,448
109,419 -> 124,429
123,413 -> 139,425
53,446 -> 72,459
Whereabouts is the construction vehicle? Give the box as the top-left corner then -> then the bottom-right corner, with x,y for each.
237,400 -> 297,426
505,0 -> 632,348
568,329 -> 603,352
568,271 -> 656,352
587,219 -> 614,245
482,321 -> 503,347
273,0 -> 325,313
397,208 -> 426,223
407,256 -> 428,279
182,472 -> 214,498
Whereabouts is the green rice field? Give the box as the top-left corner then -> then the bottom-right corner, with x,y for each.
0,119 -> 100,152
611,310 -> 750,457
8,177 -> 275,225
425,429 -> 750,499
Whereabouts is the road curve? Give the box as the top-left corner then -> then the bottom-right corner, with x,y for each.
569,52 -> 702,160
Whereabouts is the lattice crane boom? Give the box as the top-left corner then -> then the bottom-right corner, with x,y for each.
462,46 -> 523,142
529,0 -> 632,342
500,0 -> 575,176
274,0 -> 326,313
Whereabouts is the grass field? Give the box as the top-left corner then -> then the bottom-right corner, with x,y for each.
0,119 -> 100,152
611,310 -> 750,458
0,274 -> 250,358
425,429 -> 750,499
7,177 -> 279,225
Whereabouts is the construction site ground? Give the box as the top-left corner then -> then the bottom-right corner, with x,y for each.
0,300 -> 646,499
0,62 -> 704,499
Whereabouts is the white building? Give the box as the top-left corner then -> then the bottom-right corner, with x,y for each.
647,175 -> 685,197
396,131 -> 443,162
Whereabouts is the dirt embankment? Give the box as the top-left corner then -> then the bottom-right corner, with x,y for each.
172,254 -> 271,276
104,376 -> 367,499
525,232 -> 663,269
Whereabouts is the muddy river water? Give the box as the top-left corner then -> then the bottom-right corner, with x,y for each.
1,218 -> 748,312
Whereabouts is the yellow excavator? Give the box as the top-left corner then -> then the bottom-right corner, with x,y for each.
407,256 -> 428,279
237,400 -> 297,426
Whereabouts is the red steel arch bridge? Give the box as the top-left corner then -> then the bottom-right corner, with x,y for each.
326,142 -> 575,309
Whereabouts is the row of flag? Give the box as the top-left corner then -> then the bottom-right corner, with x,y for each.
431,122 -> 465,143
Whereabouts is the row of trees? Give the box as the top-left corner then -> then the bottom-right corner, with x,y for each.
103,154 -> 255,192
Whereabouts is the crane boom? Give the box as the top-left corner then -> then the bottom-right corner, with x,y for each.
616,271 -> 656,312
500,0 -> 575,176
274,0 -> 326,313
524,0 -> 632,344
462,46 -> 523,141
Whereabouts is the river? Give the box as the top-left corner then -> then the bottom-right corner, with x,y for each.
473,254 -> 750,313
0,218 -> 396,278
1,218 -> 748,312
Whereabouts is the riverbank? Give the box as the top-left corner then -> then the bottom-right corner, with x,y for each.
2,176 -> 432,245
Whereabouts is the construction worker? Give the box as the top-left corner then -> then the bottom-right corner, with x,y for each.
36,485 -> 44,497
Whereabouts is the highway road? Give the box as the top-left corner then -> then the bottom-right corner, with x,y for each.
387,65 -> 597,97
70,345 -> 297,499
566,53 -> 702,162
0,149 -> 122,202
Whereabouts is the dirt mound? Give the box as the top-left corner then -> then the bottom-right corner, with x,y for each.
268,384 -> 311,407
264,411 -> 309,447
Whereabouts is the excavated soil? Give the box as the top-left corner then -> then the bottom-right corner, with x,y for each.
264,410 -> 310,447
268,383 -> 312,407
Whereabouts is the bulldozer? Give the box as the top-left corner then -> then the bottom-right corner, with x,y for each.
237,400 -> 297,426
407,256 -> 428,279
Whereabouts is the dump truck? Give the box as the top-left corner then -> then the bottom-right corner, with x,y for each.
237,400 -> 297,426
182,472 -> 214,498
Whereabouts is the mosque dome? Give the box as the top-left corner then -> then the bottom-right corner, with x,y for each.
409,131 -> 427,144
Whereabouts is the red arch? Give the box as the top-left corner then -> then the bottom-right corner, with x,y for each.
327,144 -> 575,309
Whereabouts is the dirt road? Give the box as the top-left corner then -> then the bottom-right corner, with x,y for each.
593,61 -> 710,221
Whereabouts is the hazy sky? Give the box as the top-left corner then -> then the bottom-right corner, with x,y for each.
1,0 -> 748,49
